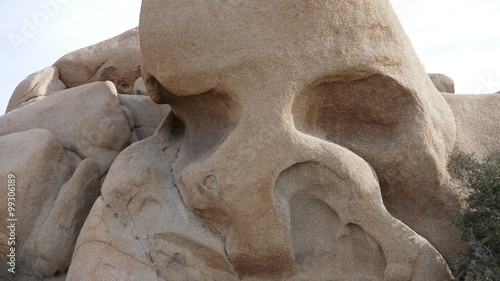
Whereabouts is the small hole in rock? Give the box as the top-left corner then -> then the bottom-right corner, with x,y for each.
119,83 -> 131,93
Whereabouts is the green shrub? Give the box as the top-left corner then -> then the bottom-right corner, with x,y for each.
448,152 -> 500,281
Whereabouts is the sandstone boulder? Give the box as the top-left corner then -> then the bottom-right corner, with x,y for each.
444,93 -> 500,158
133,77 -> 148,95
0,9 -> 177,281
54,28 -> 141,95
6,66 -> 66,113
3,0 -> 500,280
118,94 -> 171,142
77,0 -> 459,279
0,57 -> 174,280
0,129 -> 99,278
68,126 -> 238,281
429,73 -> 455,93
0,81 -> 131,174
7,27 -> 142,113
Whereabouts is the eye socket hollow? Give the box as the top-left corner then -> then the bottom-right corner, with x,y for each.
292,74 -> 418,151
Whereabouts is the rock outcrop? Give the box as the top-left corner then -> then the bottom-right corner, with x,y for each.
429,73 -> 455,93
7,28 -> 142,114
1,1 -> 499,280
0,29 -> 168,280
54,28 -> 141,95
1,129 -> 79,277
6,66 -> 66,112
137,0 -> 458,279
1,82 -> 131,173
73,0 -> 459,280
444,93 -> 500,158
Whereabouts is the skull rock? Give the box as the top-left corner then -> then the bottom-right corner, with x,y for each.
141,0 -> 457,279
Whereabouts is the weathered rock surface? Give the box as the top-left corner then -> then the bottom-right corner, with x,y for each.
54,27 -> 141,95
118,94 -> 171,142
6,66 -> 66,113
74,0 -> 459,279
0,129 -> 99,278
444,93 -> 500,158
6,27 -> 142,114
429,73 -> 455,93
67,126 -> 239,281
2,0 -> 499,280
0,81 -> 131,174
133,77 -> 148,95
0,81 -> 173,280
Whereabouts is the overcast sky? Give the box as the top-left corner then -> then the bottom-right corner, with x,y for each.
1,0 -> 499,114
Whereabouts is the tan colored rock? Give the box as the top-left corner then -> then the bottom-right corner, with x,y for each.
54,28 -> 141,94
444,93 -> 500,158
118,94 -> 171,141
0,129 -> 99,278
134,127 -> 157,140
27,158 -> 100,276
11,0 -> 500,279
7,27 -> 142,113
6,66 -> 66,113
429,73 -> 455,93
0,81 -> 131,174
133,77 -> 148,95
0,68 -> 139,280
68,131 -> 238,281
0,129 -> 71,260
69,0 -> 460,279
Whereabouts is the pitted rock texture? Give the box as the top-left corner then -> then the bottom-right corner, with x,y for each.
138,0 -> 459,278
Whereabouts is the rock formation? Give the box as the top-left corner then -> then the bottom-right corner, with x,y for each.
53,27 -> 141,95
1,1 -> 499,280
1,28 -> 169,281
429,73 -> 455,93
444,94 -> 500,158
6,28 -> 142,113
